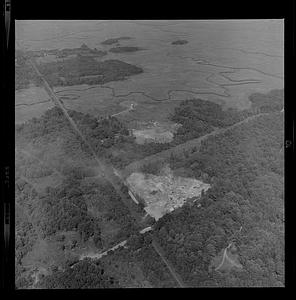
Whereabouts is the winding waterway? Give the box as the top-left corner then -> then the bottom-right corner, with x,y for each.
15,20 -> 283,123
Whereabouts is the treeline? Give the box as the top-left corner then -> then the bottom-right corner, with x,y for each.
109,47 -> 142,53
15,48 -> 142,89
56,44 -> 107,58
101,37 -> 132,45
172,40 -> 188,45
152,111 -> 284,287
249,89 -> 284,113
37,57 -> 143,87
169,90 -> 283,146
170,98 -> 248,142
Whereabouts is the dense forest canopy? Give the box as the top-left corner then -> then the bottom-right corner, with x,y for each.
37,57 -> 143,87
15,47 -> 143,90
154,111 -> 284,287
37,259 -> 120,289
169,98 -> 252,144
15,87 -> 284,288
15,106 -> 131,152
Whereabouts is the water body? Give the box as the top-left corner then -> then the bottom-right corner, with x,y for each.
15,20 -> 284,123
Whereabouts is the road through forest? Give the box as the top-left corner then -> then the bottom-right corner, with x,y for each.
28,58 -> 186,287
123,111 -> 271,176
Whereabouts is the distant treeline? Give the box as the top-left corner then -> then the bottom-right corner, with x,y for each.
15,48 -> 143,90
109,46 -> 142,53
37,57 -> 143,87
172,40 -> 188,45
101,37 -> 132,45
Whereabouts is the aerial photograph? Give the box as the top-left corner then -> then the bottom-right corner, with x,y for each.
15,20 -> 284,288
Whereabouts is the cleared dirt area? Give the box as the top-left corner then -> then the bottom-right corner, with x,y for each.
132,122 -> 180,144
126,166 -> 210,220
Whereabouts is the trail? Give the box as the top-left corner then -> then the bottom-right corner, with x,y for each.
111,103 -> 135,117
79,227 -> 152,261
214,243 -> 232,271
214,243 -> 242,271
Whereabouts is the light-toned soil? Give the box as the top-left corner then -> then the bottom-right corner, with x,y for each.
126,166 -> 210,220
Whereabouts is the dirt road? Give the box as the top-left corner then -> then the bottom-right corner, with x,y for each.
29,58 -> 185,287
123,111 -> 271,176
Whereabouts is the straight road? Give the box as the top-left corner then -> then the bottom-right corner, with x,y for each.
29,58 -> 143,225
28,58 -> 185,287
123,111 -> 271,176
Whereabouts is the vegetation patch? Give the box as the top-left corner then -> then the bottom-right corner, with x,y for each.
101,37 -> 132,45
109,46 -> 143,53
37,259 -> 120,288
248,89 -> 284,113
172,40 -> 188,45
37,57 -> 143,87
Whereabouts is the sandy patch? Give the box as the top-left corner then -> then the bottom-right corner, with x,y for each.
132,121 -> 181,144
126,166 -> 210,220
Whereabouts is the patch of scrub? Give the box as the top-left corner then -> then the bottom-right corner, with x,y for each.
126,166 -> 210,220
132,121 -> 181,144
209,243 -> 243,273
